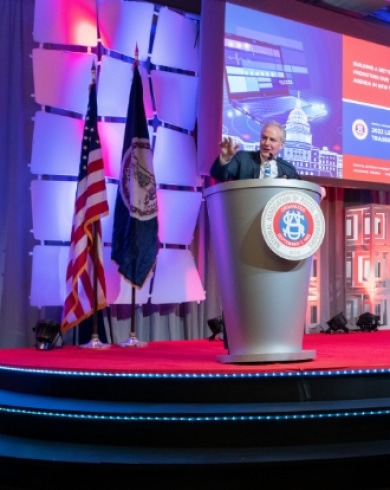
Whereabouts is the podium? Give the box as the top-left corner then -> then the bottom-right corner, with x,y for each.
204,179 -> 325,364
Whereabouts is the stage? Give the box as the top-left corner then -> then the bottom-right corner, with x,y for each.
1,330 -> 390,489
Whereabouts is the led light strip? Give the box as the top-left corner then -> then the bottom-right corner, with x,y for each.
0,406 -> 389,422
0,365 -> 389,378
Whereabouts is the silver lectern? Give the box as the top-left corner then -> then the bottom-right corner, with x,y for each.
204,179 -> 325,364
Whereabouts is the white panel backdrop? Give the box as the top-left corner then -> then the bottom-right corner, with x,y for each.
30,0 -> 205,324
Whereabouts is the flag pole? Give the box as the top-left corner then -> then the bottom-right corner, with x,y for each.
80,61 -> 110,350
118,285 -> 145,347
119,48 -> 147,348
80,222 -> 110,349
130,286 -> 136,339
59,58 -> 110,348
112,44 -> 158,348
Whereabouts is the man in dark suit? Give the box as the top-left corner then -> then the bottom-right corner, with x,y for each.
208,120 -> 301,346
210,120 -> 300,181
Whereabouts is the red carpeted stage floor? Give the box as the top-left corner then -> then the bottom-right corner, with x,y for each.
0,330 -> 389,373
1,330 -> 390,489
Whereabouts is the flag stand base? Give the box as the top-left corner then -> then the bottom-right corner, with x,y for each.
79,334 -> 111,349
118,336 -> 148,348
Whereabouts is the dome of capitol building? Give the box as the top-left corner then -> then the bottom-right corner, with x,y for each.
284,95 -> 312,146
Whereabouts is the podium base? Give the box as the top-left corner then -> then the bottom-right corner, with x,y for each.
217,349 -> 316,364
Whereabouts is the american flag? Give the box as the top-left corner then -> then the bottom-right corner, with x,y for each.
61,81 -> 109,333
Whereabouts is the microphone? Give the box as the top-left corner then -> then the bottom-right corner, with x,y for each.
264,153 -> 272,178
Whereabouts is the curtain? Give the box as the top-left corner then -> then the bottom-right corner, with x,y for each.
0,0 -> 38,347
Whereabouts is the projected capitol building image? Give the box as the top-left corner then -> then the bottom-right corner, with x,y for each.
281,98 -> 342,180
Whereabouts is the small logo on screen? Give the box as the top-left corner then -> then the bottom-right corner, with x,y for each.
261,191 -> 325,261
352,119 -> 368,141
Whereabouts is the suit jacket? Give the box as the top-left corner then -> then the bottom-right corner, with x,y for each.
210,150 -> 300,182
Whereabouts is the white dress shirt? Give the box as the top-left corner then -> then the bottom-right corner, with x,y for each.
260,159 -> 277,179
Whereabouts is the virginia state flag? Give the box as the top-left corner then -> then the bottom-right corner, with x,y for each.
111,60 -> 158,288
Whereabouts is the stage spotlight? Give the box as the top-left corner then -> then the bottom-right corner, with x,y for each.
356,312 -> 380,332
33,320 -> 63,350
325,312 -> 349,333
207,316 -> 224,341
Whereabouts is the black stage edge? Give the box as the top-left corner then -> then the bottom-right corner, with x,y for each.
2,363 -> 390,488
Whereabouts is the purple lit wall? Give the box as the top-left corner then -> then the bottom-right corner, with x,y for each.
30,0 -> 205,309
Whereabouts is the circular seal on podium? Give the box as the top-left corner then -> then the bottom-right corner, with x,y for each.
261,190 -> 325,261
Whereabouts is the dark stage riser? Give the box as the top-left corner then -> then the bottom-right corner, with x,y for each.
1,367 -> 390,449
2,366 -> 390,489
